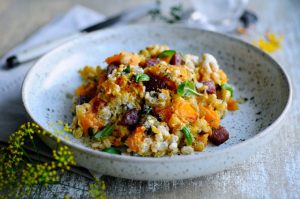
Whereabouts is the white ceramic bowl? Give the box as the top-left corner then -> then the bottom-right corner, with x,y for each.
22,25 -> 292,180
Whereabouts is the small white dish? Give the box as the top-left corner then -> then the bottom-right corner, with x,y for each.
22,25 -> 292,180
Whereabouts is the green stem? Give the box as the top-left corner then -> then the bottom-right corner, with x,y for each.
20,147 -> 33,163
30,137 -> 40,162
186,88 -> 203,96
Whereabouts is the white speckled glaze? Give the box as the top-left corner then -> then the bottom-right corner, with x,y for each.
22,25 -> 292,181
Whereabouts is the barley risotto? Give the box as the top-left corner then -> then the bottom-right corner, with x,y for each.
70,45 -> 238,157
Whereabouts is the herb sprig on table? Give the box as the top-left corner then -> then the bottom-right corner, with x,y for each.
149,0 -> 184,24
0,122 -> 106,199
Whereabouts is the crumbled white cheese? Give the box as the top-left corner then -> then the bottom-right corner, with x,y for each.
195,82 -> 204,89
145,91 -> 157,104
126,103 -> 134,109
155,133 -> 164,142
140,138 -> 152,153
152,141 -> 168,152
169,142 -> 178,151
131,65 -> 144,74
201,53 -> 220,73
99,106 -> 112,120
184,54 -> 199,72
170,134 -> 179,143
158,124 -> 170,137
144,115 -> 157,129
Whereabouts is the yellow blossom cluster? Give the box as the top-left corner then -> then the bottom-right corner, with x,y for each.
252,32 -> 283,53
0,122 -> 76,198
89,178 -> 107,199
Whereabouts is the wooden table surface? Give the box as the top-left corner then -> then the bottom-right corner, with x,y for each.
0,0 -> 299,198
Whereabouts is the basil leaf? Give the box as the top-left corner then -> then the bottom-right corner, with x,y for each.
158,50 -> 176,58
123,66 -> 130,74
181,127 -> 193,145
177,81 -> 202,97
135,74 -> 150,82
222,83 -> 234,97
94,124 -> 115,139
102,147 -> 121,155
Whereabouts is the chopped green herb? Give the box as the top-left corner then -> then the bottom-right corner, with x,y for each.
123,66 -> 130,74
102,147 -> 121,155
181,127 -> 193,145
158,50 -> 176,58
148,2 -> 184,24
222,83 -> 234,97
135,74 -> 150,82
94,124 -> 115,139
170,4 -> 183,21
143,106 -> 152,114
177,81 -> 203,97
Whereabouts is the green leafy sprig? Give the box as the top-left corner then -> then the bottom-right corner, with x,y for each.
158,50 -> 176,58
222,83 -> 234,97
149,1 -> 184,24
102,147 -> 121,155
95,124 -> 115,139
0,122 -> 106,199
177,81 -> 203,97
181,127 -> 193,145
135,74 -> 150,82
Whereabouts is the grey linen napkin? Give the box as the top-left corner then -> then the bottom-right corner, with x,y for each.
0,5 -> 105,179
0,5 -> 104,141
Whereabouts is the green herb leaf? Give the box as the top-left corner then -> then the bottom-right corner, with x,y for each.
148,2 -> 184,24
158,50 -> 176,58
94,124 -> 115,139
170,4 -> 183,21
123,66 -> 130,74
102,147 -> 121,155
142,106 -> 152,115
177,81 -> 202,97
135,74 -> 150,82
181,127 -> 193,145
222,83 -> 234,97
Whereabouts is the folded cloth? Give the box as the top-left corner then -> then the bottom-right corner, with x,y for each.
0,5 -> 105,141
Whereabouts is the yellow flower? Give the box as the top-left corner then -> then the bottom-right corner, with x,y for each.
89,178 -> 107,199
252,32 -> 283,53
0,122 -> 78,198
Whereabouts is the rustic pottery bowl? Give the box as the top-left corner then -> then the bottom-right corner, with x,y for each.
22,25 -> 292,180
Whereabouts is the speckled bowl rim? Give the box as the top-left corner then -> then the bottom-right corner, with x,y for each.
22,24 -> 292,163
